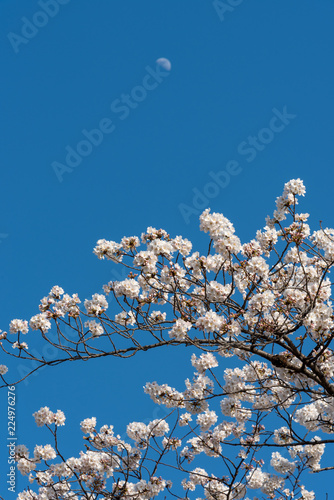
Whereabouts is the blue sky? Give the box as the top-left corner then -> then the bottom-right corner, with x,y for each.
1,0 -> 334,496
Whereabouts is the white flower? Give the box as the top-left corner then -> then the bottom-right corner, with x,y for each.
115,310 -> 136,326
284,178 -> 306,197
191,353 -> 218,373
0,364 -> 8,375
121,236 -> 140,251
270,451 -> 296,474
256,226 -> 278,254
294,403 -> 319,431
196,410 -> 218,431
179,413 -> 192,426
246,256 -> 269,278
81,417 -> 97,434
17,458 -> 36,475
169,318 -> 192,340
147,239 -> 174,256
15,444 -> 29,458
141,226 -> 169,243
183,468 -> 208,490
29,313 -> 51,333
220,398 -> 251,422
171,236 -> 192,256
196,310 -> 225,333
50,293 -> 81,317
12,341 -> 28,350
261,474 -> 285,496
144,381 -> 185,408
85,320 -> 104,337
54,410 -> 66,426
200,209 -> 235,240
113,279 -> 140,299
49,285 -> 64,298
34,444 -> 56,461
206,281 -> 233,302
302,438 -> 325,470
93,239 -> 122,261
9,319 -> 29,334
133,251 -> 158,273
311,228 -> 334,260
127,422 -> 149,443
162,436 -> 182,450
148,419 -> 169,436
246,468 -> 267,489
33,407 -> 55,427
84,294 -> 108,315
248,290 -> 275,313
300,486 -> 315,500
149,311 -> 167,323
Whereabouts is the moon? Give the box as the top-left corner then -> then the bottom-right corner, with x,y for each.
156,58 -> 172,71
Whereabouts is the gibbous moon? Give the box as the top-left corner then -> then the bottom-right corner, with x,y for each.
156,58 -> 172,71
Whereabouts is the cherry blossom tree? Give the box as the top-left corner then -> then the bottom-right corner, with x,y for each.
1,179 -> 334,499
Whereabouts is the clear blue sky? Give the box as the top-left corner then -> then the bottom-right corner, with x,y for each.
1,0 -> 334,496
